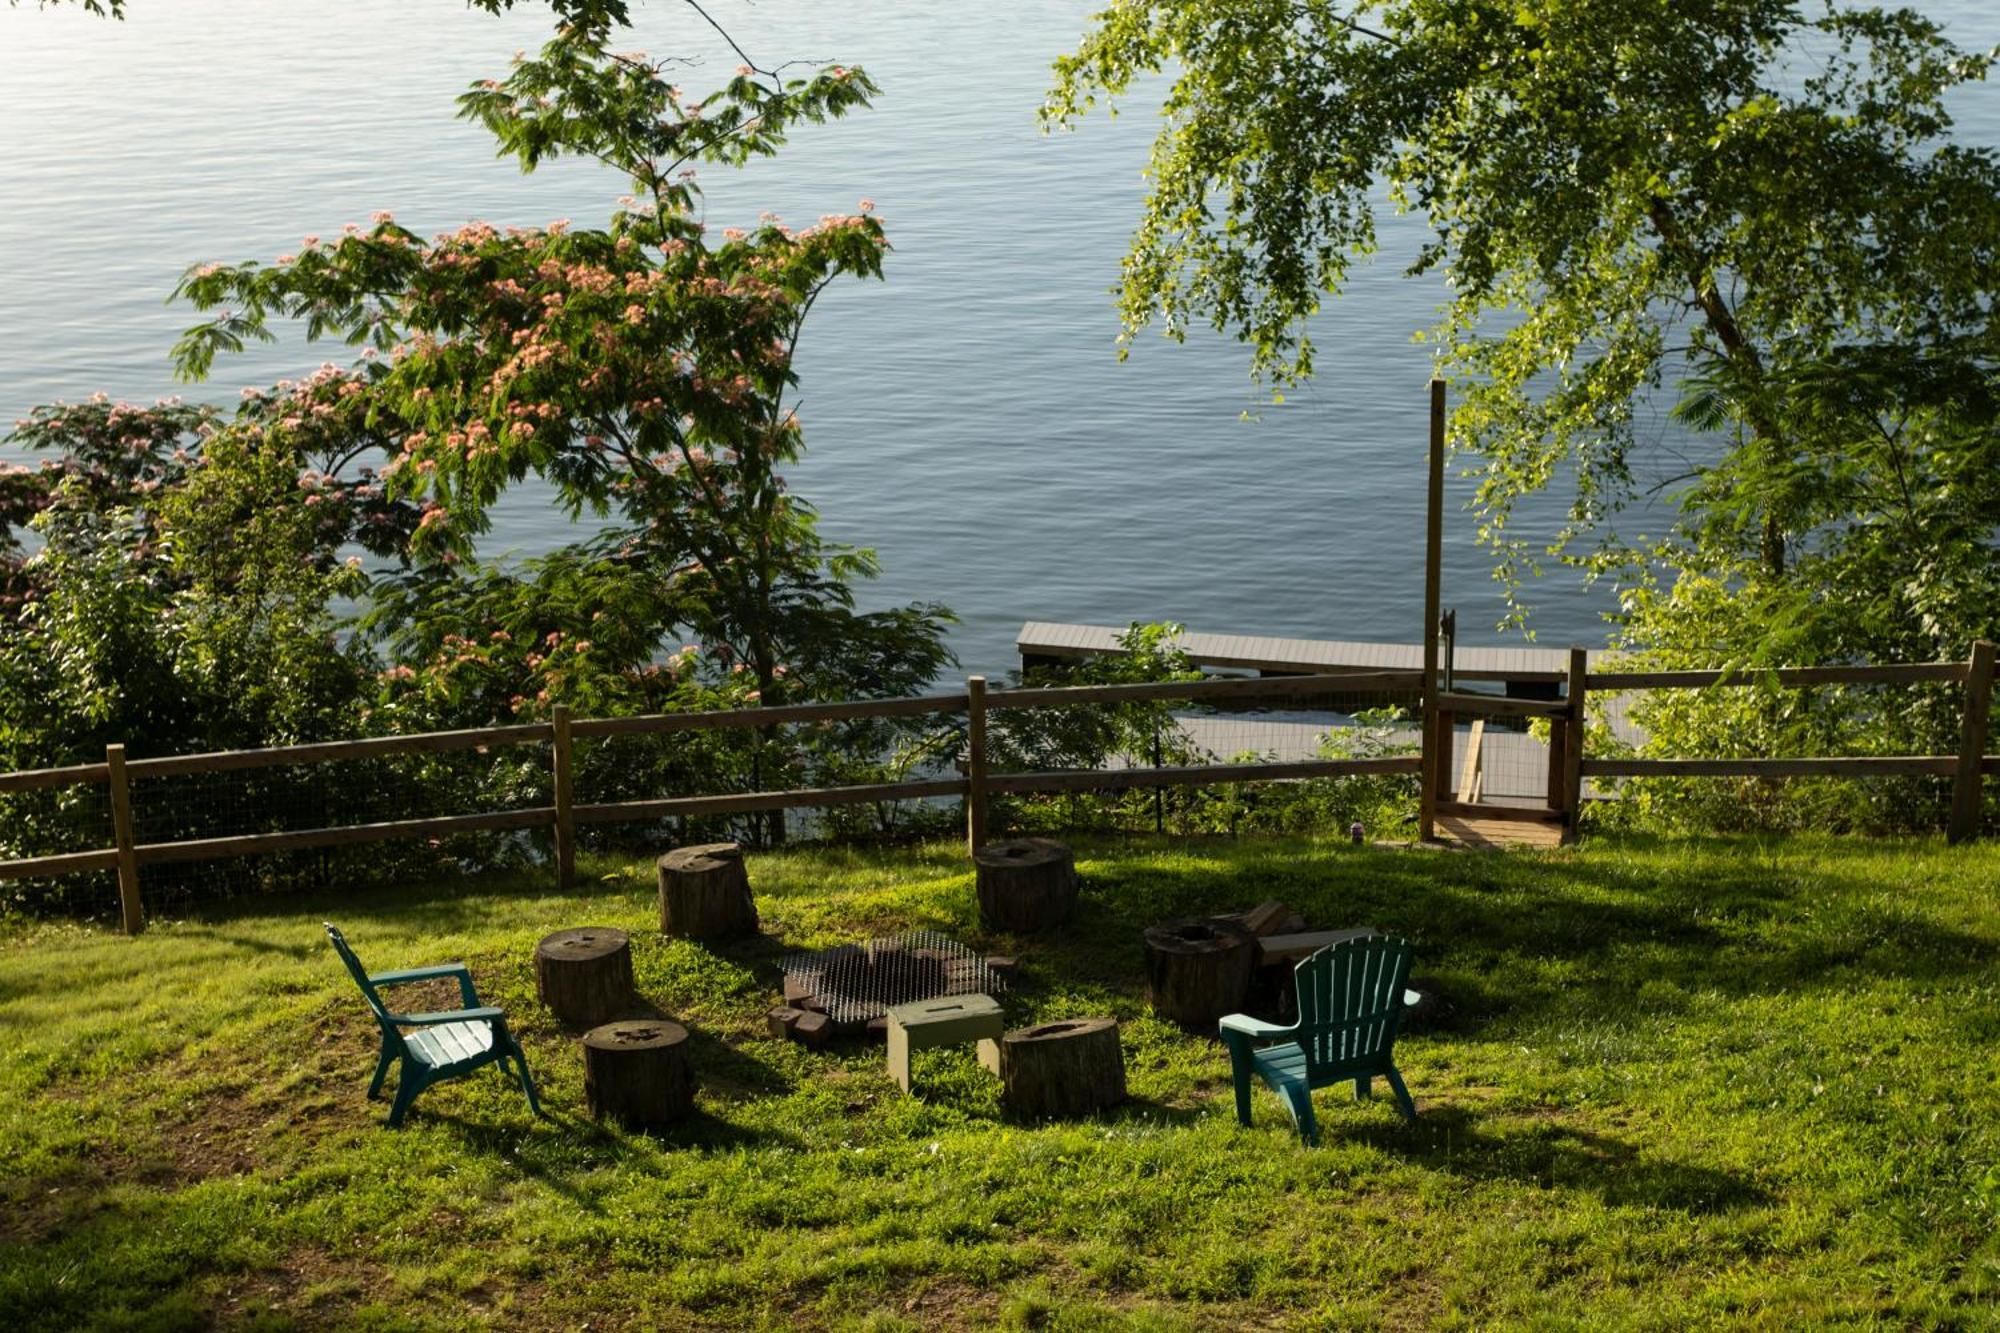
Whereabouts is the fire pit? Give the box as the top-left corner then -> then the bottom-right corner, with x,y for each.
777,930 -> 1008,1030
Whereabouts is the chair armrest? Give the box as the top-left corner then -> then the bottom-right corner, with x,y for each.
370,963 -> 470,985
370,963 -> 479,1006
395,1006 -> 506,1027
1218,1013 -> 1295,1041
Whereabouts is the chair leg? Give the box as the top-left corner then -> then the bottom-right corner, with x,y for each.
367,1040 -> 395,1101
1282,1085 -> 1320,1147
1354,1076 -> 1372,1102
1383,1064 -> 1418,1124
1229,1053 -> 1254,1129
508,1046 -> 543,1118
386,1069 -> 423,1129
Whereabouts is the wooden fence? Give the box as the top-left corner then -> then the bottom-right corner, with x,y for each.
1,640 -> 1994,935
0,669 -> 1427,934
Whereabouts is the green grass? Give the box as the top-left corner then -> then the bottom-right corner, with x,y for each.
3,833 -> 1999,1329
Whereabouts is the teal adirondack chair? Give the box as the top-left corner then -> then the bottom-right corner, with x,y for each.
325,924 -> 542,1128
1220,934 -> 1420,1145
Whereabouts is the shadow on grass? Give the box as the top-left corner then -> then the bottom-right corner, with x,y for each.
1350,1103 -> 1770,1215
1012,837 -> 1997,1035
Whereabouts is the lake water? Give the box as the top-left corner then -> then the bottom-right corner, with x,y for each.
4,1 -> 1995,677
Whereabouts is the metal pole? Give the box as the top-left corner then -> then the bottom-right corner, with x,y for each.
1419,378 -> 1447,841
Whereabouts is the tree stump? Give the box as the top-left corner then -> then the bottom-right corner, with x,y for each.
657,842 -> 758,939
996,1018 -> 1126,1118
1144,917 -> 1256,1029
533,926 -> 634,1028
973,837 -> 1077,932
582,1020 -> 694,1127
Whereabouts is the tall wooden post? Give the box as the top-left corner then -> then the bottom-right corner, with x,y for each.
105,744 -> 143,936
965,675 -> 989,854
552,704 -> 576,890
1418,378 -> 1447,841
1949,639 -> 1995,844
1560,646 -> 1588,841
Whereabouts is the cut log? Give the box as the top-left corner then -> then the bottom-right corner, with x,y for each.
1257,927 -> 1378,967
996,1018 -> 1126,1118
974,837 -> 1077,932
533,926 -> 634,1028
1144,917 -> 1257,1029
657,842 -> 758,939
1228,901 -> 1292,937
582,1019 -> 694,1127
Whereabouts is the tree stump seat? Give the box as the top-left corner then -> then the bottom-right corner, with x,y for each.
995,1017 -> 1126,1118
534,926 -> 634,1028
973,837 -> 1077,932
1144,917 -> 1257,1029
658,842 -> 758,940
582,1019 -> 694,1127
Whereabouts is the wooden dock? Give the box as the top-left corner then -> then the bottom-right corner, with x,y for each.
1020,621 -> 1648,849
1017,621 -> 1592,687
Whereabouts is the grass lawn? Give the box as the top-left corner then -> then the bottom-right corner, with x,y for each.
2,833 -> 1998,1329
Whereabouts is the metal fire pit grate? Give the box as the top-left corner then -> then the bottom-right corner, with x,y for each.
777,930 -> 1004,1025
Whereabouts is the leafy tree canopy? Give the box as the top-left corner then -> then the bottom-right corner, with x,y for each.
1048,1 -> 2000,664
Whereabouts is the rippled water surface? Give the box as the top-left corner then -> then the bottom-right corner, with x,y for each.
3,1 -> 1994,675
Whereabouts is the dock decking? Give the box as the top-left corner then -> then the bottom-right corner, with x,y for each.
1017,621 -> 1594,685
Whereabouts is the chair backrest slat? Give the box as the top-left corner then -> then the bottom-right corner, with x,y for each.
1293,935 -> 1412,1078
324,923 -> 404,1046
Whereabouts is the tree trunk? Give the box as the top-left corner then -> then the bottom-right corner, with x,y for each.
973,837 -> 1077,932
582,1019 -> 694,1127
996,1018 -> 1126,1118
657,842 -> 758,939
533,926 -> 634,1028
1144,917 -> 1256,1029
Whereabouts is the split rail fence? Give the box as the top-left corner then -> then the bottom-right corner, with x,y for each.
0,639 -> 1993,935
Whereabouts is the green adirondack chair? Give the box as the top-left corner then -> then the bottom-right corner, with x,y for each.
325,923 -> 542,1128
1220,934 -> 1420,1145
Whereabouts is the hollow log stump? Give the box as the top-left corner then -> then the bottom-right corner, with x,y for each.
1144,917 -> 1256,1029
534,926 -> 634,1028
996,1018 -> 1126,1118
657,842 -> 758,939
973,837 -> 1077,932
582,1019 -> 694,1127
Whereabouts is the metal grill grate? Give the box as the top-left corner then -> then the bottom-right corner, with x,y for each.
777,930 -> 1004,1025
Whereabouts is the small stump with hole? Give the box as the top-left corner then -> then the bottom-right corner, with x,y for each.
973,837 -> 1077,932
534,926 -> 634,1028
1144,917 -> 1256,1029
997,1018 -> 1126,1118
658,842 -> 758,940
582,1019 -> 694,1128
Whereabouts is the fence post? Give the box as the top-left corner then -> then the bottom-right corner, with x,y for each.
105,743 -> 143,935
1561,646 -> 1588,841
1432,706 -> 1456,807
1949,639 -> 1995,844
965,676 -> 988,854
552,704 -> 576,889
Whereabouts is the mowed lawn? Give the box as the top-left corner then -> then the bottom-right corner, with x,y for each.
2,834 -> 1998,1329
